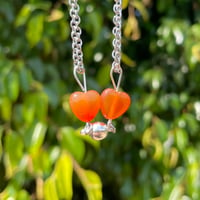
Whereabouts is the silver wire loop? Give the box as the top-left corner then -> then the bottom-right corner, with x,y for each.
107,120 -> 116,133
81,123 -> 93,135
110,66 -> 123,91
73,67 -> 87,92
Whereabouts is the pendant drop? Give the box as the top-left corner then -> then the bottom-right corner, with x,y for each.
100,88 -> 131,120
69,90 -> 101,122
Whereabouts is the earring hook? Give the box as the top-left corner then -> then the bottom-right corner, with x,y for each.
110,65 -> 123,91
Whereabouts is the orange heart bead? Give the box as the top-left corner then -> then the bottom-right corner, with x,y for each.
101,88 -> 131,120
69,90 -> 101,122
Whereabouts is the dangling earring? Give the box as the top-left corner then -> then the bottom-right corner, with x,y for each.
68,0 -> 103,139
100,0 -> 131,133
68,0 -> 131,140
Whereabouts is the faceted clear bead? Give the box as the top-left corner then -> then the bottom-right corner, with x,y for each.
91,122 -> 108,140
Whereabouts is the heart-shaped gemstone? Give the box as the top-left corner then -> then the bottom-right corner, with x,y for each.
69,90 -> 100,122
101,88 -> 131,119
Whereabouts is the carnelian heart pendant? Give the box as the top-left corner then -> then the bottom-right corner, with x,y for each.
101,88 -> 131,120
69,90 -> 101,122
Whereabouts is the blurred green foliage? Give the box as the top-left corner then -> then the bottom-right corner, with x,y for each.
0,0 -> 200,199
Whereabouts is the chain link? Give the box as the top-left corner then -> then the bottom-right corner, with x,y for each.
69,0 -> 85,74
112,0 -> 122,73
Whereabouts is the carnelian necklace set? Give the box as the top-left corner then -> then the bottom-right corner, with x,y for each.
69,0 -> 131,140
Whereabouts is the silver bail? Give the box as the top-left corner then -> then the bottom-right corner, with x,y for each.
81,123 -> 93,135
107,120 -> 116,133
110,65 -> 123,91
73,67 -> 87,92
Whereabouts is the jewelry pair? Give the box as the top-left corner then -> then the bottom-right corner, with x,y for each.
68,0 -> 127,140
69,88 -> 131,140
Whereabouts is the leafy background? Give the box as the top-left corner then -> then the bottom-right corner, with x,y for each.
0,0 -> 200,199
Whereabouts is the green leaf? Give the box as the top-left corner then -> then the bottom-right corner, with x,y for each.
5,71 -> 20,102
27,58 -> 45,81
84,170 -> 102,200
0,126 -> 3,159
168,184 -> 184,200
19,67 -> 33,92
34,93 -> 48,122
44,176 -> 59,200
174,128 -> 188,151
29,1 -> 51,11
16,190 -> 31,200
169,93 -> 181,110
47,9 -> 64,22
0,185 -> 16,199
23,92 -> 48,124
185,148 -> 200,198
12,104 -> 25,130
59,127 -> 85,163
122,0 -> 129,9
0,2 -> 14,22
85,11 -> 102,42
75,128 -> 100,149
183,113 -> 198,135
124,15 -> 140,40
22,96 -> 35,125
0,77 -> 6,96
131,1 -> 149,21
0,59 -> 12,75
97,65 -> 110,87
42,37 -> 53,55
0,97 -> 12,121
15,4 -> 35,27
121,53 -> 136,67
154,118 -> 168,142
26,13 -> 45,46
54,152 -> 73,200
58,19 -> 70,41
44,80 -> 65,108
143,94 -> 156,108
30,123 -> 47,153
75,165 -> 102,200
23,122 -> 47,154
4,130 -> 24,177
143,69 -> 163,87
32,149 -> 51,176
162,168 -> 185,200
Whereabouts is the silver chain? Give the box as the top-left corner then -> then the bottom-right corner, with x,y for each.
112,0 -> 122,74
69,0 -> 85,74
